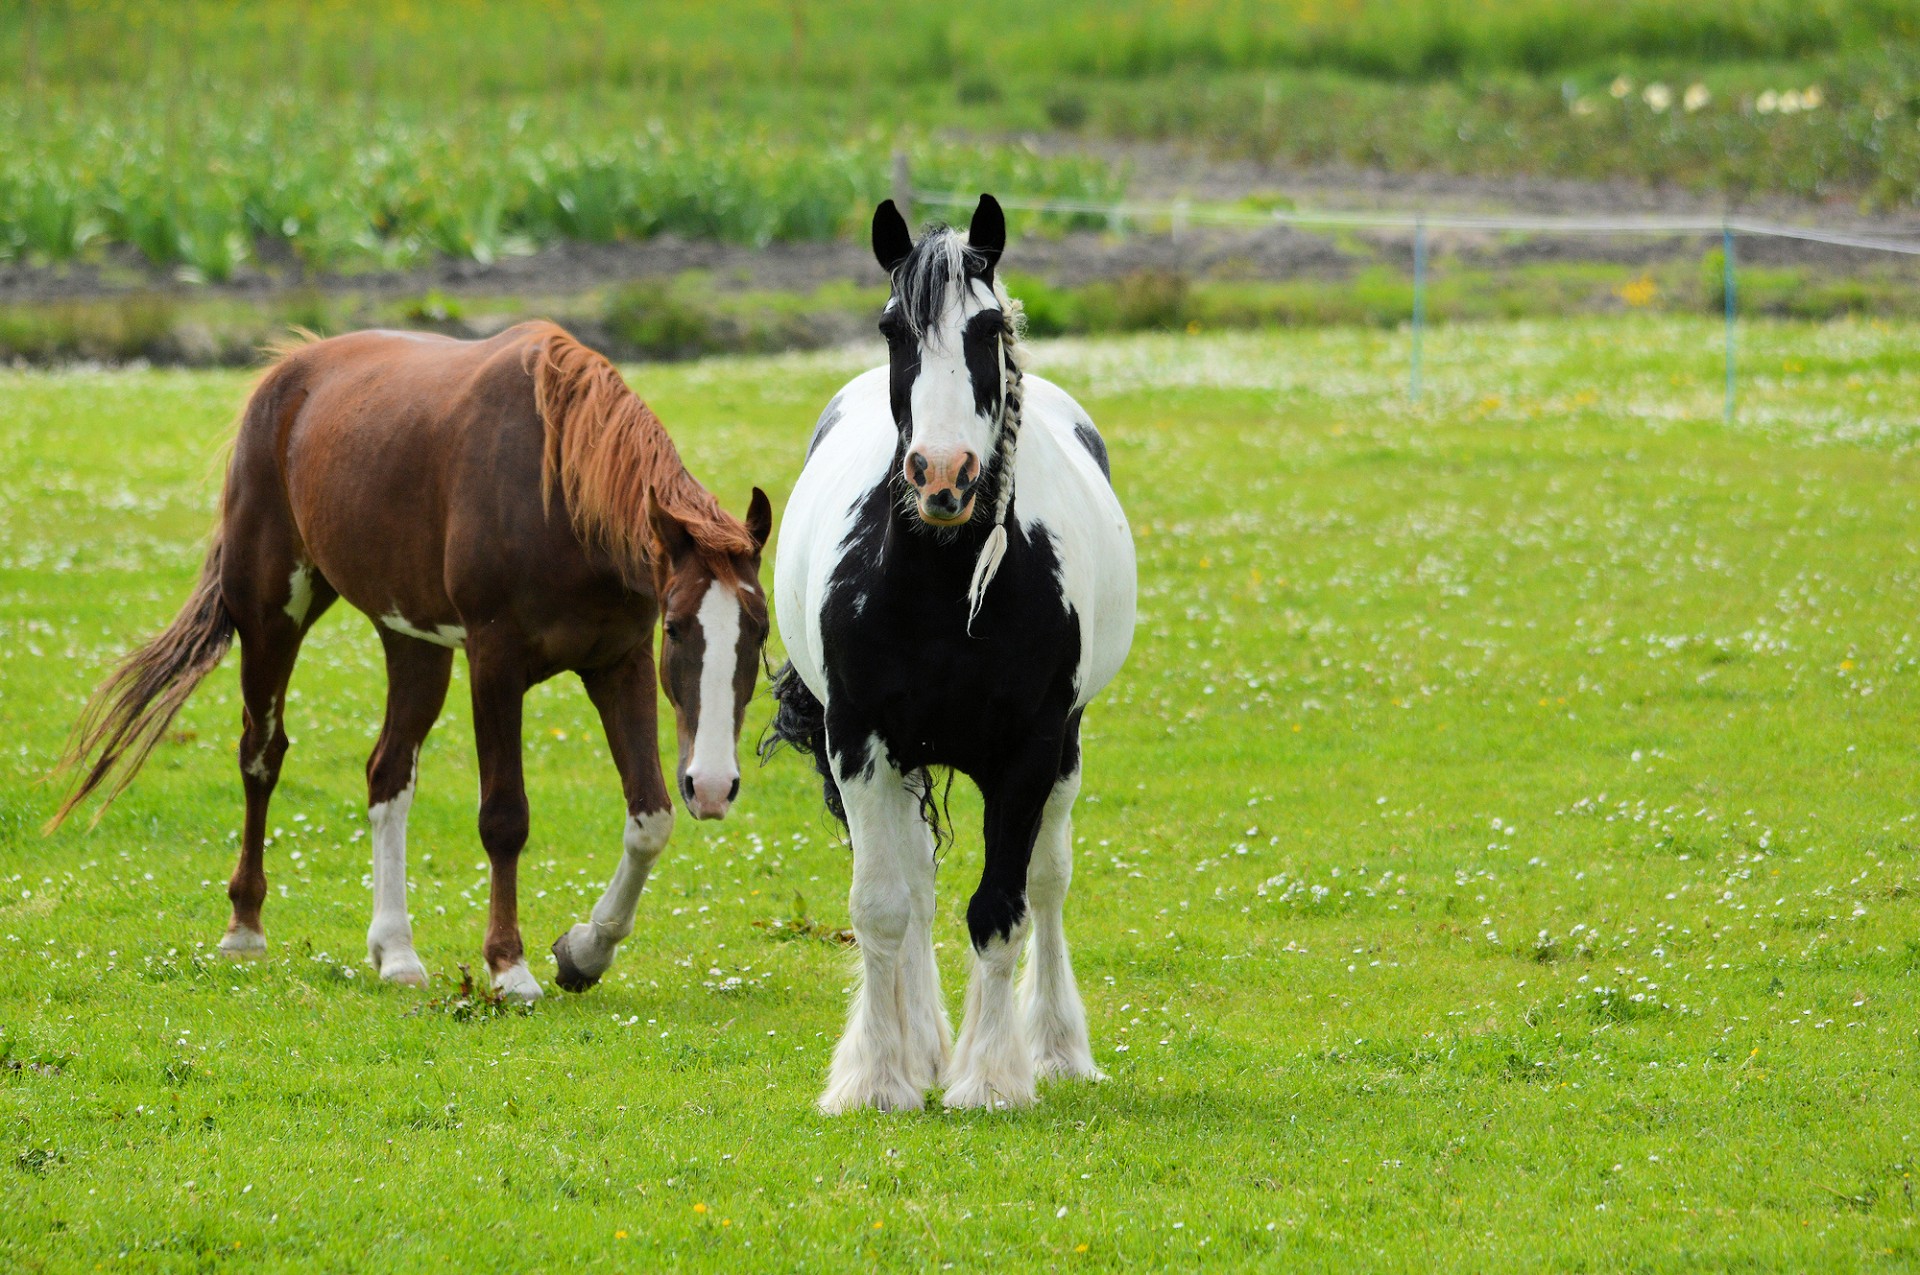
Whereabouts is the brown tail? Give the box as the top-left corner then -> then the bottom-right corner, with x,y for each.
45,529 -> 235,831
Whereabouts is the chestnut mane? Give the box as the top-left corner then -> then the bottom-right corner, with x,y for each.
529,328 -> 755,584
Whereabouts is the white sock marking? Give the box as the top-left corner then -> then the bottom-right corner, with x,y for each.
821,738 -> 942,1114
493,961 -> 542,1002
559,808 -> 674,981
367,753 -> 428,986
946,926 -> 1036,1110
1022,775 -> 1100,1081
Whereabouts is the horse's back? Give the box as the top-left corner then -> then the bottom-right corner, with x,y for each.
233,322 -> 599,634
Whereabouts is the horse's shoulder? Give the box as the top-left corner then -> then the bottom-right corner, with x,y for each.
1021,378 -> 1110,482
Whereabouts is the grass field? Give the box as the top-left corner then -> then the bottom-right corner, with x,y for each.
5,317 -> 1920,1268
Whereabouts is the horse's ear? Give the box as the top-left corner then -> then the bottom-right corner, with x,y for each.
872,200 -> 913,276
745,487 -> 773,551
649,501 -> 693,563
967,193 -> 1005,277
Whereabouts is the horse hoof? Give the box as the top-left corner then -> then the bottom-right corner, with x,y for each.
818,1078 -> 926,1116
1032,1050 -> 1105,1083
218,926 -> 266,959
492,962 -> 543,1003
942,1073 -> 1036,1111
377,950 -> 430,988
551,933 -> 601,994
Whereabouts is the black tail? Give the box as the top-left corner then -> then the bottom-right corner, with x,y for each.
759,661 -> 844,825
46,530 -> 235,830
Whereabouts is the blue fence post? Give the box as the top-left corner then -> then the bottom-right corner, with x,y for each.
1411,216 -> 1427,402
1723,223 -> 1737,424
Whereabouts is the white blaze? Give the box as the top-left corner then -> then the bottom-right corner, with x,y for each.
688,581 -> 742,791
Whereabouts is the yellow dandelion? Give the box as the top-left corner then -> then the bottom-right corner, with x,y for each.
1616,276 -> 1657,308
694,1202 -> 708,1215
616,1230 -> 629,1240
873,1220 -> 884,1230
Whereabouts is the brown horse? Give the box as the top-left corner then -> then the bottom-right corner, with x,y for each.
48,322 -> 772,1000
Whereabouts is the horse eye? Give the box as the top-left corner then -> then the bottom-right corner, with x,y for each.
663,621 -> 682,642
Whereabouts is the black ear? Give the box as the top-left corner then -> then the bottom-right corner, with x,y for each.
745,486 -> 773,551
872,200 -> 913,276
967,193 -> 1005,277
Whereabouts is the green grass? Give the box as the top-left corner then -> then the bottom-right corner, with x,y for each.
6,317 -> 1920,1268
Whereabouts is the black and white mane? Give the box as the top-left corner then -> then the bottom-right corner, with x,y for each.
767,195 -> 1137,1113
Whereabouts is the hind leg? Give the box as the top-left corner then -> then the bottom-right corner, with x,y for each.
364,633 -> 454,987
218,562 -> 334,957
552,653 -> 673,992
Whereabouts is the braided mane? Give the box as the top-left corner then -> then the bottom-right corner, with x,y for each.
885,224 -> 1029,631
528,326 -> 755,585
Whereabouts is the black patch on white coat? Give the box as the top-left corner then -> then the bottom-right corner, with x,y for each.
802,474 -> 1081,949
1071,417 -> 1111,479
805,391 -> 845,460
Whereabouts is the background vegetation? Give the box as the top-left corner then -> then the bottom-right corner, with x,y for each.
5,318 -> 1920,1268
4,1 -> 1920,278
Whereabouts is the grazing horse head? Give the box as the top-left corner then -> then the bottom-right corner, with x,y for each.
651,489 -> 773,820
871,194 -> 1019,533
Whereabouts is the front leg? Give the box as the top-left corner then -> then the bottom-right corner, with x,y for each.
553,655 -> 674,993
945,729 -> 1065,1111
469,646 -> 540,1002
820,733 -> 948,1114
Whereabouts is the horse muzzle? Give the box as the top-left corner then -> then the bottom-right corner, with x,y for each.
906,445 -> 980,527
682,770 -> 739,821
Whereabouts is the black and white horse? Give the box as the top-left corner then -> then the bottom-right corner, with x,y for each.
768,195 -> 1136,1111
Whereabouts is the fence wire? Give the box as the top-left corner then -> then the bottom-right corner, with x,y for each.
909,185 -> 1920,421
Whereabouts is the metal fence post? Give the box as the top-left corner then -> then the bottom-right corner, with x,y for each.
1411,216 -> 1427,402
1723,223 -> 1737,424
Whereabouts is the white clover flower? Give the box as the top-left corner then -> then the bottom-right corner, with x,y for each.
1780,89 -> 1804,113
1644,83 -> 1673,112
1683,83 -> 1710,112
1756,89 -> 1779,114
1610,75 -> 1634,99
1803,85 -> 1824,109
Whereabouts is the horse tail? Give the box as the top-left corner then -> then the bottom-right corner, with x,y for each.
759,662 -> 845,826
45,526 -> 235,831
